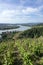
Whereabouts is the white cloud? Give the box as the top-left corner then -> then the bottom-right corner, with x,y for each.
1,10 -> 15,17
0,7 -> 38,19
22,7 -> 38,14
0,3 -> 43,23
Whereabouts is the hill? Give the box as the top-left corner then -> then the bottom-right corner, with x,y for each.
0,26 -> 43,65
17,26 -> 43,38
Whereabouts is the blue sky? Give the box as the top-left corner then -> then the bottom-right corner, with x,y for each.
0,0 -> 43,23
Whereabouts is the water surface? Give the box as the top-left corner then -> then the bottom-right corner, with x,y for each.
0,25 -> 31,34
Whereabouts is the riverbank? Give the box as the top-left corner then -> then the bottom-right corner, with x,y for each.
0,25 -> 31,34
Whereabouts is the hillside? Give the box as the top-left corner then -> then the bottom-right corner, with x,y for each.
18,26 -> 43,38
0,26 -> 43,65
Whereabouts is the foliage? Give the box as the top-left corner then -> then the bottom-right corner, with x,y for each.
0,36 -> 43,65
0,26 -> 43,65
18,26 -> 43,38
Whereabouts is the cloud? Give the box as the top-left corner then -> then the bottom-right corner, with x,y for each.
0,0 -> 43,23
1,10 -> 15,17
22,7 -> 38,14
0,5 -> 43,23
0,6 -> 39,19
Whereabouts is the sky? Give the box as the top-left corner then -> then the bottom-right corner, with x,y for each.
0,0 -> 43,23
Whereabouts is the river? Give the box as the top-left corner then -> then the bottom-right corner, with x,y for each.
0,25 -> 31,34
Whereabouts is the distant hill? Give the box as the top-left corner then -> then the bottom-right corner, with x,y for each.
0,24 -> 19,30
